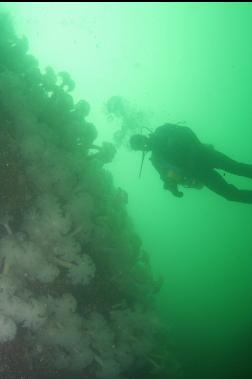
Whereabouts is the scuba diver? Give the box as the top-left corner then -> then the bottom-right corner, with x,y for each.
129,123 -> 252,203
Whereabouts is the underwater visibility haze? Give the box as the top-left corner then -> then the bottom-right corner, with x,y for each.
1,2 -> 252,379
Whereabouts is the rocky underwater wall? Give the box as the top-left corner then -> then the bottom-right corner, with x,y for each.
0,13 -> 179,379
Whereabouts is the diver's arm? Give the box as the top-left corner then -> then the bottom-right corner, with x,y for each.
150,157 -> 184,197
163,179 -> 184,198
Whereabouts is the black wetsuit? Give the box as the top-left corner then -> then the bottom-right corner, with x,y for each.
149,124 -> 252,203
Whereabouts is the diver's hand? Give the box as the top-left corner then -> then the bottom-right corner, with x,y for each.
163,181 -> 184,198
173,190 -> 184,198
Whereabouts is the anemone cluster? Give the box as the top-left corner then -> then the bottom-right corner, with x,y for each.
106,95 -> 151,147
0,13 -> 179,379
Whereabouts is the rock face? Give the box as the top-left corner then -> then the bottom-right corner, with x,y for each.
0,12 -> 178,379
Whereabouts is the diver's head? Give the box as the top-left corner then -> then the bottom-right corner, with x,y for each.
129,134 -> 151,152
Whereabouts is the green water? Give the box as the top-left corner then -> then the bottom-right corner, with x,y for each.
3,2 -> 252,378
